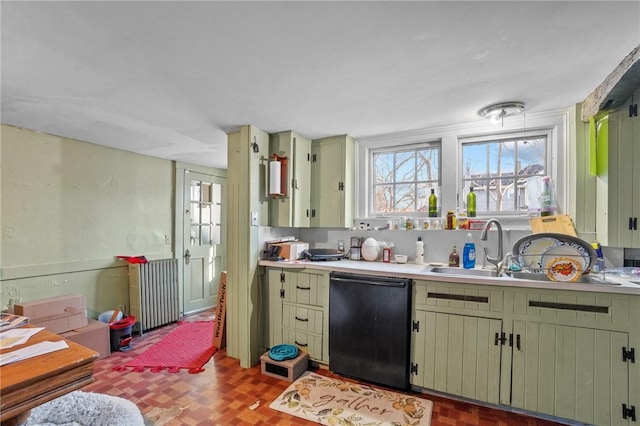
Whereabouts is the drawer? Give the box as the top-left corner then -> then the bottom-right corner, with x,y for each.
282,329 -> 323,361
414,280 -> 503,314
513,290 -> 633,329
282,304 -> 323,334
282,271 -> 327,306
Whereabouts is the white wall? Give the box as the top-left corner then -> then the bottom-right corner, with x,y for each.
1,124 -> 174,317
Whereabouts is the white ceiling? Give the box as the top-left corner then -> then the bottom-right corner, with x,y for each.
2,1 -> 639,169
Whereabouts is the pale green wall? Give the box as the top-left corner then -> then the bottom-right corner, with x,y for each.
1,124 -> 174,317
226,125 -> 270,367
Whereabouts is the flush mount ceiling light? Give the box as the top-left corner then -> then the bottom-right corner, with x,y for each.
478,101 -> 525,124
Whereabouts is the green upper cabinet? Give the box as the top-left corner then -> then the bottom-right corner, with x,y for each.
310,135 -> 355,228
269,131 -> 312,227
596,87 -> 640,248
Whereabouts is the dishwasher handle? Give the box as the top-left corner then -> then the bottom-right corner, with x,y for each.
330,276 -> 408,287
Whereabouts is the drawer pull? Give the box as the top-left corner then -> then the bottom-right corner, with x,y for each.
295,341 -> 308,347
295,316 -> 309,322
296,286 -> 311,291
528,300 -> 609,313
427,292 -> 489,303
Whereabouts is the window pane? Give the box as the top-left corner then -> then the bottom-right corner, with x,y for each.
190,180 -> 201,201
201,204 -> 211,224
517,138 -> 546,175
395,151 -> 416,183
375,184 -> 393,213
488,142 -> 516,177
201,182 -> 211,202
416,183 -> 429,212
394,183 -> 414,212
190,202 -> 200,224
201,224 -> 211,245
374,153 -> 394,184
416,148 -> 439,181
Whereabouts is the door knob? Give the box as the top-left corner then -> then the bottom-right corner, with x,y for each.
185,249 -> 191,265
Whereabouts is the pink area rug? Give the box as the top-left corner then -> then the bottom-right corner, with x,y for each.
114,321 -> 217,374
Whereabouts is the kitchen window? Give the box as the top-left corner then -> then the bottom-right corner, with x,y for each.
461,133 -> 547,215
370,142 -> 441,214
359,110 -> 565,223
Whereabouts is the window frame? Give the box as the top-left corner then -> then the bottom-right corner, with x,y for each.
369,140 -> 442,217
458,128 -> 553,216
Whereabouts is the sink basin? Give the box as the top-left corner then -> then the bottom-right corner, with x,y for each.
423,266 -> 498,277
508,271 -> 622,285
422,266 -> 624,286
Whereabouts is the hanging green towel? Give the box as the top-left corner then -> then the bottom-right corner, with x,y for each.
589,116 -> 597,175
596,115 -> 608,176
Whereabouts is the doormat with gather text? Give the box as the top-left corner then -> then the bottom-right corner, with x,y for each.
269,372 -> 433,426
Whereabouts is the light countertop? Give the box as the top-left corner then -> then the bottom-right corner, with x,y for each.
259,259 -> 640,295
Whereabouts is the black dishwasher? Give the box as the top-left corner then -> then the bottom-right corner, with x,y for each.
329,271 -> 412,390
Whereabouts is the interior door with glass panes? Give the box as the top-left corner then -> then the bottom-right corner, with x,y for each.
183,172 -> 225,314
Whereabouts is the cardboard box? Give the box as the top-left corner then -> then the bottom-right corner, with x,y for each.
212,271 -> 227,349
273,242 -> 309,261
61,319 -> 110,359
260,350 -> 309,382
14,294 -> 88,334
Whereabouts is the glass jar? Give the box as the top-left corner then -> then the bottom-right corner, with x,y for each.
446,210 -> 456,230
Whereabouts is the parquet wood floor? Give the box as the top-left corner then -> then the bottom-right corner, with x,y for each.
83,310 -> 566,425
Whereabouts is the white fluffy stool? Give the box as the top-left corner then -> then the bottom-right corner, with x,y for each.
25,391 -> 144,426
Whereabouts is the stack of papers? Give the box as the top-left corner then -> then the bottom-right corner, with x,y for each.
0,327 -> 44,349
0,313 -> 30,331
0,339 -> 69,366
1,327 -> 71,366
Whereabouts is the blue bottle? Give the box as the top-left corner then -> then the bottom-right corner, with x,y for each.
463,233 -> 476,269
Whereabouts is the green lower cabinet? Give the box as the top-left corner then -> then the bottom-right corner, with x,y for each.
411,310 -> 503,404
511,321 -> 630,426
266,267 -> 329,363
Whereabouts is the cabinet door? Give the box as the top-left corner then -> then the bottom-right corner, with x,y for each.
411,310 -> 502,404
266,269 -> 284,349
511,321 -> 630,426
597,87 -> 640,248
310,135 -> 355,228
269,132 -> 311,227
292,135 -> 312,227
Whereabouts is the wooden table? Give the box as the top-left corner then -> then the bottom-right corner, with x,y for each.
0,327 -> 98,425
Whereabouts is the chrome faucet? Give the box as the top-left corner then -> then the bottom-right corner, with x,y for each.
481,218 -> 503,269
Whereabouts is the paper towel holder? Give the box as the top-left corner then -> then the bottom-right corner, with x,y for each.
269,154 -> 288,198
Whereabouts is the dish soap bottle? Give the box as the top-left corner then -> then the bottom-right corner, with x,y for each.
462,233 -> 476,269
428,188 -> 438,217
415,237 -> 424,265
467,187 -> 476,217
448,246 -> 460,267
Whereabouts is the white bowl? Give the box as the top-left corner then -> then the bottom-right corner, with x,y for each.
394,254 -> 408,264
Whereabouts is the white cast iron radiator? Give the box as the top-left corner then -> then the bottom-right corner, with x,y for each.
128,259 -> 179,332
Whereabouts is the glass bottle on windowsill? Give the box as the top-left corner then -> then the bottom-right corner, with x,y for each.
428,188 -> 438,217
467,187 -> 476,217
